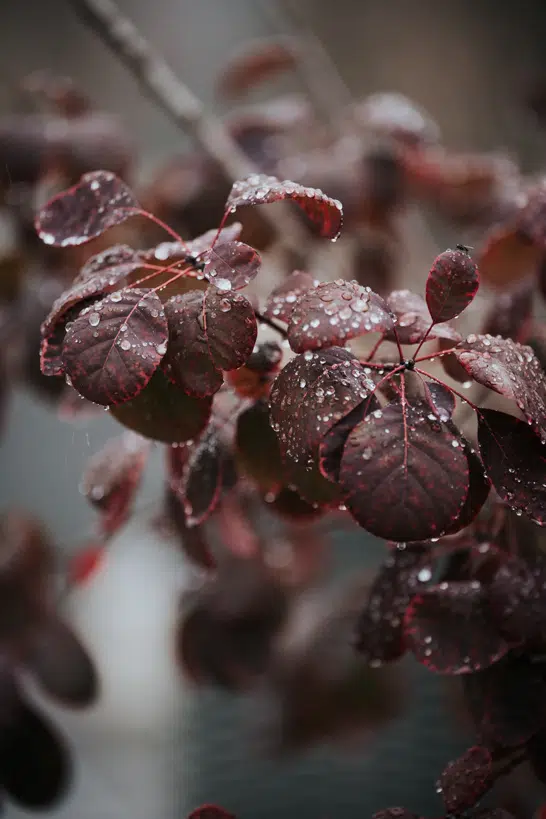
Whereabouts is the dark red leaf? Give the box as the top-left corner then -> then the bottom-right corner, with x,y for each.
318,400 -> 379,483
62,288 -> 168,406
288,280 -> 394,353
443,436 -> 491,533
483,279 -> 534,342
356,544 -> 431,664
145,224 -> 243,268
202,241 -> 261,291
455,335 -> 546,442
423,381 -> 456,421
425,246 -> 480,323
35,170 -> 139,247
339,399 -> 469,541
488,555 -> 546,643
80,432 -> 149,537
0,690 -> 71,808
478,224 -> 542,290
186,806 -> 236,819
404,581 -> 509,673
164,489 -> 216,570
386,289 -> 461,345
269,348 -> 376,502
226,174 -> 343,240
111,369 -> 212,443
170,429 -> 224,527
464,655 -> 546,746
24,616 -> 98,707
518,182 -> 546,246
264,270 -> 317,323
162,288 -> 257,397
73,244 -> 143,286
235,400 -> 284,493
436,746 -> 493,815
218,36 -> 299,98
477,409 -> 546,525
439,336 -> 473,383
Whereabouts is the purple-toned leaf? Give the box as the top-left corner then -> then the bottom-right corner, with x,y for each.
404,581 -> 509,673
35,170 -> 139,247
186,807 -> 236,819
477,409 -> 546,525
443,436 -> 490,533
170,429 -> 224,527
455,335 -> 546,442
202,241 -> 261,291
426,247 -> 480,323
269,348 -> 376,498
235,400 -> 285,493
386,289 -> 461,345
145,224 -> 244,269
339,400 -> 470,541
436,746 -> 492,815
356,544 -> 431,664
24,616 -> 98,707
288,280 -> 394,353
62,288 -> 168,406
464,654 -> 546,746
164,490 -> 216,570
162,288 -> 257,397
226,174 -> 343,240
1,690 -> 71,808
73,244 -> 144,286
264,270 -> 317,323
423,381 -> 456,422
483,279 -> 534,342
111,369 -> 212,444
80,432 -> 149,537
488,555 -> 546,643
318,400 -> 379,483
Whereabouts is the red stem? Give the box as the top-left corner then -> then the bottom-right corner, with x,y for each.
365,334 -> 385,362
414,368 -> 480,414
412,319 -> 436,360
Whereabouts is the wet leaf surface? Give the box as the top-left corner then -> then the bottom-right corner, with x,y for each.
436,746 -> 492,815
202,241 -> 261,291
264,270 -> 317,323
425,247 -> 479,323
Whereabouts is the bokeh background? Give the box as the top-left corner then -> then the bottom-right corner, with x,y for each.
1,1 -> 546,818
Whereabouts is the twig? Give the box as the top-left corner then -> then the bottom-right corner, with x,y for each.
66,0 -> 311,253
255,310 -> 288,339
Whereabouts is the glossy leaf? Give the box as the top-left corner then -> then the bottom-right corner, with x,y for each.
425,246 -> 479,323
202,241 -> 261,291
80,432 -> 149,537
423,381 -> 456,422
35,170 -> 139,247
264,270 -> 317,323
226,174 -> 343,240
146,223 -> 243,268
455,335 -> 546,442
170,429 -> 224,527
73,244 -> 144,286
288,280 -> 394,353
318,401 -> 376,484
62,288 -> 168,406
443,436 -> 490,533
111,369 -> 212,444
436,746 -> 492,815
162,288 -> 257,397
24,616 -> 99,706
339,400 -> 469,541
235,400 -> 285,493
404,581 -> 509,673
386,289 -> 460,345
477,409 -> 546,525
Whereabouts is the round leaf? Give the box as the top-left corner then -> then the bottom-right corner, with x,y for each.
425,247 -> 479,323
203,241 -> 261,291
386,289 -> 460,345
264,270 -> 317,323
436,746 -> 492,815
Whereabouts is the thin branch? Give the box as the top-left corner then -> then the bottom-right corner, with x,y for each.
255,310 -> 288,339
67,0 -> 311,253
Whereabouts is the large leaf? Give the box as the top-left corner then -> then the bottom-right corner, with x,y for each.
477,409 -> 546,525
425,247 -> 479,323
264,270 -> 317,323
202,241 -> 261,291
226,174 -> 343,240
162,288 -> 257,397
436,746 -> 492,816
288,280 -> 394,353
170,429 -> 224,527
404,581 -> 509,674
35,170 -> 139,247
62,288 -> 168,406
455,335 -> 546,442
338,399 -> 469,541
386,289 -> 460,345
80,432 -> 149,537
111,369 -> 212,444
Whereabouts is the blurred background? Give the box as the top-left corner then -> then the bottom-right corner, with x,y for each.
1,1 -> 546,818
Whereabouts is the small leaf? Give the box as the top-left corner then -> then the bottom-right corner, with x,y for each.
73,244 -> 144,286
62,288 -> 168,406
145,224 -> 243,268
425,246 -> 480,323
235,400 -> 285,493
111,369 -> 212,444
35,170 -> 139,247
477,409 -> 546,525
455,335 -> 546,442
436,746 -> 493,815
170,429 -> 224,527
404,581 -> 509,673
162,288 -> 257,397
202,241 -> 261,291
24,616 -> 99,707
80,432 -> 149,537
338,400 -> 469,541
218,36 -> 299,98
386,289 -> 461,345
226,174 -> 343,240
264,270 -> 317,323
288,280 -> 394,353
423,381 -> 456,421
